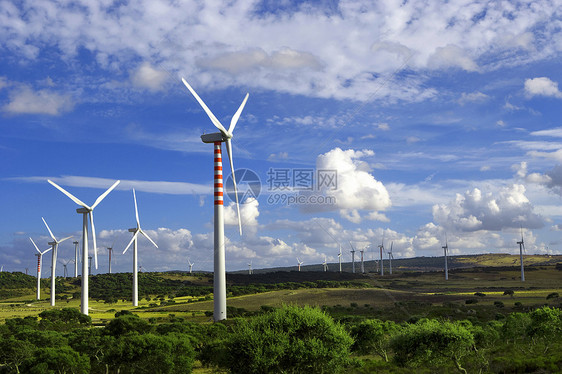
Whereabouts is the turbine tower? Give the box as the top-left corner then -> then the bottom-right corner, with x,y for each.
123,189 -> 158,307
349,242 -> 356,274
182,78 -> 247,322
107,246 -> 113,274
48,179 -> 120,315
517,228 -> 525,282
42,217 -> 72,307
188,258 -> 194,274
388,242 -> 394,275
30,238 -> 51,300
442,237 -> 449,280
338,245 -> 342,273
378,240 -> 384,276
297,257 -> 303,272
248,261 -> 253,275
322,256 -> 328,272
73,241 -> 79,277
61,260 -> 71,278
359,248 -> 365,273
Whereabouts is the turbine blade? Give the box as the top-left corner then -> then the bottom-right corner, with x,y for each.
29,237 -> 41,253
59,236 -> 73,244
122,231 -> 139,254
225,139 -> 242,235
89,212 -> 98,269
140,229 -> 158,248
48,180 -> 90,209
42,247 -> 52,255
133,189 -> 140,227
91,180 -> 120,209
181,78 -> 229,136
228,93 -> 249,134
41,217 -> 56,241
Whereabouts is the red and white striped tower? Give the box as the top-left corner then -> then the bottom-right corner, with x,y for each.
214,142 -> 227,321
36,253 -> 41,300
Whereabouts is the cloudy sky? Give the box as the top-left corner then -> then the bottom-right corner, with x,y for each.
1,0 -> 562,274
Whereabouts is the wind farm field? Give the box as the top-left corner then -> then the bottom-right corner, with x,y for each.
1,254 -> 561,323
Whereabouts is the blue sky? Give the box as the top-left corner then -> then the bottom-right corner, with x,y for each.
1,0 -> 562,274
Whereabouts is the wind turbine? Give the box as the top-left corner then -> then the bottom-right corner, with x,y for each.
359,247 -> 365,274
388,242 -> 394,275
316,223 -> 343,273
123,189 -> 158,307
248,261 -> 253,275
61,259 -> 71,278
338,245 -> 342,273
442,237 -> 449,281
30,238 -> 51,300
182,78 -> 247,322
378,240 -> 385,276
42,217 -> 72,306
349,242 -> 356,274
107,245 -> 113,274
517,227 -> 525,282
72,241 -> 79,277
47,179 -> 120,315
322,256 -> 328,272
188,258 -> 194,274
297,257 -> 304,272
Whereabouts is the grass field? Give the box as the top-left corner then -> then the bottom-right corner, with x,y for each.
3,264 -> 559,324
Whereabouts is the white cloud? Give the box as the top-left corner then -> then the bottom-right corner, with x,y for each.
224,197 -> 260,230
130,62 -> 168,91
531,127 -> 562,138
3,86 -> 74,115
428,44 -> 478,72
432,184 -> 545,232
458,91 -> 489,105
311,148 -> 391,222
524,77 -> 562,98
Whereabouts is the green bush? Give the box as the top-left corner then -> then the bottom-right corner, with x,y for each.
213,305 -> 353,373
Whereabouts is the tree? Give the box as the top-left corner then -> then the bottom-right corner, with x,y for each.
350,319 -> 400,361
0,337 -> 35,373
214,305 -> 353,374
391,319 -> 474,374
23,346 -> 90,374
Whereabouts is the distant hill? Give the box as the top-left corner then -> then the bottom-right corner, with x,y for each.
229,253 -> 562,274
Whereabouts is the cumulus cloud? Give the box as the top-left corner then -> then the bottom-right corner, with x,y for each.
198,47 -> 323,74
224,197 -> 260,231
428,44 -> 478,71
130,62 -> 168,91
3,86 -> 74,115
524,77 -> 562,98
309,148 -> 391,222
432,184 -> 544,232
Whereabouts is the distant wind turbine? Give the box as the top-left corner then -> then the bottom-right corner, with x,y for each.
42,217 -> 72,306
30,238 -> 51,300
388,242 -> 394,275
322,256 -> 328,272
442,237 -> 449,281
123,189 -> 158,307
188,258 -> 194,274
349,242 -> 356,274
73,241 -> 79,277
378,239 -> 384,276
48,179 -> 120,315
297,257 -> 304,272
517,227 -> 526,282
248,261 -> 253,275
107,245 -> 114,274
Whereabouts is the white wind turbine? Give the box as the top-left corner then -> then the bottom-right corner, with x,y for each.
48,179 -> 120,315
30,238 -> 51,300
359,247 -> 365,274
322,256 -> 328,272
248,261 -> 253,275
378,239 -> 385,276
297,257 -> 304,272
61,259 -> 72,278
42,217 -> 72,306
72,240 -> 79,277
123,189 -> 158,307
317,223 -> 343,273
182,78 -> 248,322
442,237 -> 449,281
388,242 -> 394,275
349,242 -> 356,274
188,258 -> 194,274
517,227 -> 526,282
107,245 -> 114,274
